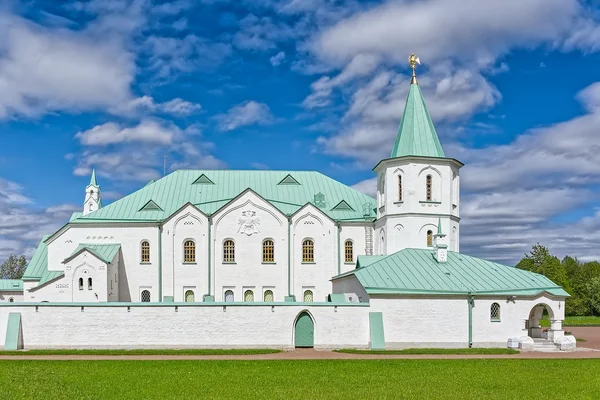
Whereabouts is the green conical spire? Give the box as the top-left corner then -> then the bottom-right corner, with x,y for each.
437,216 -> 443,236
89,169 -> 98,187
390,73 -> 445,159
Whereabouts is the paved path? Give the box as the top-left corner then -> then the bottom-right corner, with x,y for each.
2,327 -> 599,361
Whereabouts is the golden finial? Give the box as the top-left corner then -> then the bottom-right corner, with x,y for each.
408,53 -> 420,84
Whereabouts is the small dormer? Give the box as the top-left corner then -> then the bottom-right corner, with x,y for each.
433,217 -> 448,263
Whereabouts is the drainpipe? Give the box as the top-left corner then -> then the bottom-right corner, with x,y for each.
468,293 -> 474,348
287,217 -> 292,297
337,222 -> 341,275
158,224 -> 163,302
207,216 -> 212,298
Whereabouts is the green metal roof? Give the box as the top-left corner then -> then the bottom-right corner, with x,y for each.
0,279 -> 23,291
72,170 -> 376,223
337,249 -> 568,297
22,236 -> 50,280
391,83 -> 445,158
65,244 -> 121,264
36,271 -> 64,288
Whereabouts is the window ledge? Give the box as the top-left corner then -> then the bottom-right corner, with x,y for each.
182,262 -> 197,265
491,320 -> 501,323
223,262 -> 237,265
140,262 -> 152,265
419,201 -> 441,204
302,262 -> 316,264
393,201 -> 404,204
344,262 -> 355,265
261,262 -> 277,265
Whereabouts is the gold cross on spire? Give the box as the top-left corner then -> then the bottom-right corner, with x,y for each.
409,53 -> 420,84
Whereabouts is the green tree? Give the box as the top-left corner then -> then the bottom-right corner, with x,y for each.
0,255 -> 27,279
587,277 -> 600,316
516,244 -> 570,292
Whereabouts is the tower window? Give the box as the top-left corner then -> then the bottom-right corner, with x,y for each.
426,175 -> 432,201
302,239 -> 314,262
345,240 -> 353,263
79,278 -> 84,291
262,239 -> 274,262
398,175 -> 402,201
141,240 -> 150,263
223,239 -> 235,262
88,277 -> 93,290
427,230 -> 433,247
184,240 -> 195,263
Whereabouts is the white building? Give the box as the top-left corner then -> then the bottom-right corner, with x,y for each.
0,60 -> 574,351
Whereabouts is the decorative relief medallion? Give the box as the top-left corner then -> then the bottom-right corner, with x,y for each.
237,210 -> 260,236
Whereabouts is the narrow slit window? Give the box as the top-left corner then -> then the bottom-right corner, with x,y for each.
398,175 -> 402,201
426,175 -> 432,201
88,277 -> 93,290
262,239 -> 274,262
302,239 -> 314,262
223,239 -> 235,262
427,230 -> 433,247
345,240 -> 353,263
141,241 -> 150,263
79,278 -> 84,291
184,240 -> 195,263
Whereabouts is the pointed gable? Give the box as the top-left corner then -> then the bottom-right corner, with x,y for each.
192,174 -> 214,185
277,174 -> 300,185
391,83 -> 445,158
139,200 -> 163,211
331,200 -> 354,211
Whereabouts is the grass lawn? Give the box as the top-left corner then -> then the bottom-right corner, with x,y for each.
0,349 -> 280,356
335,348 -> 519,355
1,360 -> 599,399
541,316 -> 600,327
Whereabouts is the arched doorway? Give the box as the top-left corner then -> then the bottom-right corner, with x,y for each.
527,303 -> 555,339
294,312 -> 314,348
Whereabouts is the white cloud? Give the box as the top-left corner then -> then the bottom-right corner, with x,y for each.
270,51 -> 286,66
233,14 -> 295,50
215,100 -> 275,131
75,119 -> 177,146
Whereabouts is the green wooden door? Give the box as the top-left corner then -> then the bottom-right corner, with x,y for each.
295,312 -> 314,348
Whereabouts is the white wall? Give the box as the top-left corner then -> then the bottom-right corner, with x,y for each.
0,304 -> 370,349
0,292 -> 23,302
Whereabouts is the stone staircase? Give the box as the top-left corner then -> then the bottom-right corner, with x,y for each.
533,338 -> 559,352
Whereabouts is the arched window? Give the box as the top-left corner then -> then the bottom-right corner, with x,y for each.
223,239 -> 235,262
398,175 -> 402,201
302,239 -> 314,262
427,230 -> 433,247
304,290 -> 313,302
491,303 -> 501,321
244,290 -> 254,302
78,278 -> 84,290
224,290 -> 234,302
426,174 -> 432,201
185,290 -> 195,303
88,277 -> 93,290
262,239 -> 274,262
184,240 -> 195,263
89,203 -> 93,211
264,290 -> 274,302
141,240 -> 150,263
141,290 -> 151,302
344,240 -> 353,263
9,297 -> 14,302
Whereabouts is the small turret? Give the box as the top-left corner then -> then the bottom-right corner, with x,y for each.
434,216 -> 448,263
83,169 -> 102,216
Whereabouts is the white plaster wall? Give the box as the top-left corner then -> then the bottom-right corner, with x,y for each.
212,192 -> 288,302
332,275 -> 369,303
370,296 -> 469,347
0,292 -> 23,302
162,204 -> 209,301
471,295 -> 564,345
0,304 -> 370,349
44,224 -> 159,303
292,205 -> 336,302
339,224 -> 368,274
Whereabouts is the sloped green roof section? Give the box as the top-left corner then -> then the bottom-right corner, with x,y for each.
391,83 -> 445,158
340,249 -> 568,297
278,174 -> 300,185
0,280 -> 23,291
65,244 -> 121,264
36,271 -> 64,288
22,236 -> 50,280
71,170 -> 376,223
192,174 -> 214,185
139,200 -> 163,211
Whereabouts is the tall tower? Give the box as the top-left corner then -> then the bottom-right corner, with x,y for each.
373,54 -> 463,255
83,169 -> 102,216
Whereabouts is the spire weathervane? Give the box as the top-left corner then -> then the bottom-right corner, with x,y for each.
409,53 -> 420,84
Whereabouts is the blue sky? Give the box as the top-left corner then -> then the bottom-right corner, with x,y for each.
1,0 -> 600,264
